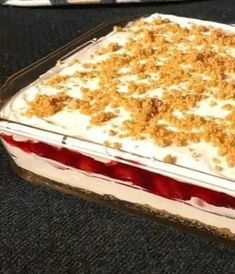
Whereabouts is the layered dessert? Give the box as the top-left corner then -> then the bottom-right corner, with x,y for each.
1,13 -> 235,239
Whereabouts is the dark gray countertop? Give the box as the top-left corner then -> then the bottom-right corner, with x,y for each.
0,1 -> 235,273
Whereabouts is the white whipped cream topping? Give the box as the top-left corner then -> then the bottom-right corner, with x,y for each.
1,13 -> 235,191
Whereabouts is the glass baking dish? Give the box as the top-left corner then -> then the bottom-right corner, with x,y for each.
0,14 -> 235,245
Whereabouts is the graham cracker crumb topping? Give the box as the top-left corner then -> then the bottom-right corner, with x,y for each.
103,140 -> 122,149
163,154 -> 177,164
90,112 -> 116,125
25,16 -> 235,167
27,93 -> 70,117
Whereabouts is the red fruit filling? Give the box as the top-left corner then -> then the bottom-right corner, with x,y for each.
2,134 -> 235,209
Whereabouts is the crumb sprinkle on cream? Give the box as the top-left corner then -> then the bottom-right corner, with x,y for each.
24,15 -> 235,168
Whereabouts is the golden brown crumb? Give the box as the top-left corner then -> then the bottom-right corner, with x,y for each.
67,98 -> 80,110
163,154 -> 176,164
90,112 -> 116,125
107,43 -> 121,52
26,93 -> 70,117
109,129 -> 117,136
103,140 -> 122,149
113,142 -> 122,150
104,140 -> 111,147
113,26 -> 122,32
223,104 -> 233,110
44,75 -> 68,85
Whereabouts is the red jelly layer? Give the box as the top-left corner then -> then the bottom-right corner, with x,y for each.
2,134 -> 235,209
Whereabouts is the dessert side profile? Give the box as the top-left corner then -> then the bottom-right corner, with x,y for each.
0,13 -> 235,241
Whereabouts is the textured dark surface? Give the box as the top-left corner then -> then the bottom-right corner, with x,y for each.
0,1 -> 235,273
